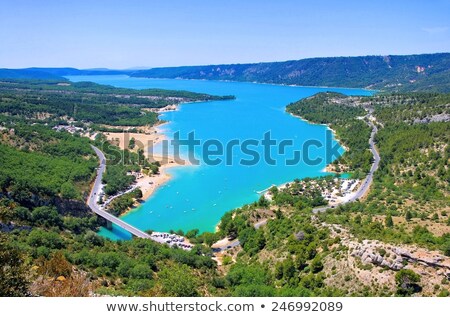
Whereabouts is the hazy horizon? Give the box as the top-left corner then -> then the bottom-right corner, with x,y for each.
3,51 -> 449,71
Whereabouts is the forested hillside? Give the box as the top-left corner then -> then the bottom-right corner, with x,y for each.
0,68 -> 128,80
287,93 -> 373,177
0,79 -> 229,296
1,79 -> 449,297
209,92 -> 450,297
0,80 -> 233,127
0,68 -> 65,80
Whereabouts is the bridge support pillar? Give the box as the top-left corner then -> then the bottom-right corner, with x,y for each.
106,220 -> 112,230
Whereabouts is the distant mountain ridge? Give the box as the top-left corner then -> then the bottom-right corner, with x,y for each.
132,53 -> 450,92
0,67 -> 128,81
26,67 -> 128,76
1,53 -> 449,92
0,68 -> 66,80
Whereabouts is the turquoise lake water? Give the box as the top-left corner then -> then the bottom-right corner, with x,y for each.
67,75 -> 372,240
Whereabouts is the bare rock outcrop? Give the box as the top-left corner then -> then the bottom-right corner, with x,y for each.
350,240 -> 405,270
350,240 -> 450,274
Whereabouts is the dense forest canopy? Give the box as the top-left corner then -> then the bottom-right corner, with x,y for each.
0,80 -> 233,126
287,92 -> 373,177
292,92 -> 450,254
0,79 -> 234,296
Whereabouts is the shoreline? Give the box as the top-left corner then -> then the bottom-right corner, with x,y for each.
111,94 -> 352,223
213,112 -> 352,233
104,98 -> 220,218
124,74 -> 379,93
118,159 -> 192,217
289,112 -> 348,173
137,159 -> 191,202
103,104 -> 193,216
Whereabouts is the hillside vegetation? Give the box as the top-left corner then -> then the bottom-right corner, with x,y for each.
0,79 -> 231,296
0,80 -> 233,127
1,80 -> 449,297
211,92 -> 449,297
287,93 -> 373,177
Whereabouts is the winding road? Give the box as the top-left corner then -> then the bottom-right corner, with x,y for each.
88,146 -> 193,249
352,118 -> 380,200
312,114 -> 380,213
88,145 -> 152,239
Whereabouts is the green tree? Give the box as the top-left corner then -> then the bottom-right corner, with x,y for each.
0,202 -> 14,222
405,210 -> 412,222
117,261 -> 134,278
258,195 -> 270,207
233,284 -> 276,296
31,206 -> 62,228
395,269 -> 421,296
60,181 -> 78,199
269,186 -> 278,196
149,164 -> 159,175
201,232 -> 217,247
0,234 -> 29,296
27,229 -> 65,249
128,137 -> 136,149
130,264 -> 153,280
310,257 -> 324,273
282,258 -> 297,281
83,231 -> 104,247
158,264 -> 199,297
97,252 -> 122,270
443,241 -> 450,257
133,188 -> 143,200
185,229 -> 199,239
385,214 -> 394,227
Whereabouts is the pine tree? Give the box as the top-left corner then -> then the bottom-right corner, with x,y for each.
385,214 -> 394,227
405,210 -> 412,222
0,234 -> 29,296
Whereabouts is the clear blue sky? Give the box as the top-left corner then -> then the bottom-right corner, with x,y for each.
0,0 -> 449,69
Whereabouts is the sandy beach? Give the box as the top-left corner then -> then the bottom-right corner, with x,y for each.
104,124 -> 167,153
135,160 -> 189,202
102,123 -> 191,209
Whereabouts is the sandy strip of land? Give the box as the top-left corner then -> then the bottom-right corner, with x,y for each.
104,125 -> 167,154
212,237 -> 232,248
143,104 -> 179,113
102,124 -> 191,205
135,161 -> 190,201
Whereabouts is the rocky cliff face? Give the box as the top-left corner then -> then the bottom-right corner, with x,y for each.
53,197 -> 91,217
0,222 -> 31,233
321,222 -> 450,295
3,190 -> 92,218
